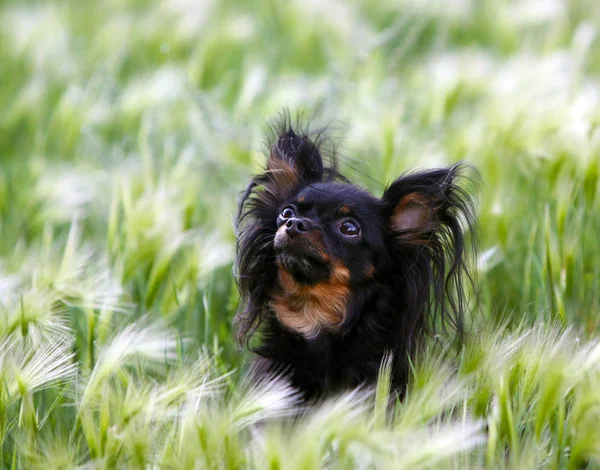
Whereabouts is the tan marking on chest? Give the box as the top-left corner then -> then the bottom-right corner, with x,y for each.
271,262 -> 351,338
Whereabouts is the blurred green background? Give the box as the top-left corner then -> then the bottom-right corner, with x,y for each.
1,0 -> 600,467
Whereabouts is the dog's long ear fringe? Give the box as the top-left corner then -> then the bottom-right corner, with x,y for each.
234,112 -> 342,347
381,162 -> 479,345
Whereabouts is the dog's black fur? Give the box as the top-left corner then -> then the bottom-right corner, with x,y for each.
235,115 -> 477,400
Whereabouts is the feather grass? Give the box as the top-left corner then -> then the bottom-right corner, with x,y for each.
1,0 -> 600,467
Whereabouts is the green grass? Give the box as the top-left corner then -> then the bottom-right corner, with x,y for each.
1,0 -> 600,467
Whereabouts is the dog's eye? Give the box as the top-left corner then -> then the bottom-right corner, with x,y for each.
340,220 -> 360,237
280,206 -> 296,219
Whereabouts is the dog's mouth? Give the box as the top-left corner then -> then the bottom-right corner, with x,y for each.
274,230 -> 331,284
275,251 -> 330,284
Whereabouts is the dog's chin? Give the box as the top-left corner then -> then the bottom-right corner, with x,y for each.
275,250 -> 330,284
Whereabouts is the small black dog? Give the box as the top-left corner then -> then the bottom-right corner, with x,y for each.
235,116 -> 476,399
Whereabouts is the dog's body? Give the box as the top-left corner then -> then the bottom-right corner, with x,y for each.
235,117 -> 476,399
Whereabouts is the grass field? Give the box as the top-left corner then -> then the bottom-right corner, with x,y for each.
1,0 -> 600,468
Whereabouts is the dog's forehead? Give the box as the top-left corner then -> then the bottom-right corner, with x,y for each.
295,183 -> 378,216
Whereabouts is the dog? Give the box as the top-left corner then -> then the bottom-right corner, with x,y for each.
235,116 -> 476,399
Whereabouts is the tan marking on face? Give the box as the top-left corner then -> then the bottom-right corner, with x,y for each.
274,224 -> 288,245
339,205 -> 351,215
271,261 -> 351,338
298,196 -> 305,202
365,263 -> 375,278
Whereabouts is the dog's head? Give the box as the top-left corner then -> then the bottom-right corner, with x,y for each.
235,117 -> 476,342
272,182 -> 379,285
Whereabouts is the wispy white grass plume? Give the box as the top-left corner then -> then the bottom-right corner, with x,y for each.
26,221 -> 127,314
391,420 -> 485,470
310,387 -> 374,427
0,267 -> 20,299
121,67 -> 188,115
476,246 -> 500,273
196,232 -> 234,281
250,380 -> 484,469
3,335 -> 76,399
149,363 -> 227,415
117,175 -> 187,244
1,5 -> 76,79
508,0 -> 565,25
163,0 -> 215,39
35,166 -> 107,223
571,337 -> 600,378
249,387 -> 381,469
0,288 -> 70,343
230,373 -> 302,428
297,0 -> 372,48
374,351 -> 394,428
16,435 -> 81,470
10,337 -> 76,396
80,319 -> 181,408
397,373 -> 466,428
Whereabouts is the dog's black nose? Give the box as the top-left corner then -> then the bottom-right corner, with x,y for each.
285,218 -> 311,237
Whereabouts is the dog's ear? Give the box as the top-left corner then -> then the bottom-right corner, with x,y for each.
380,163 -> 478,339
234,118 -> 337,346
265,127 -> 325,197
381,165 -> 473,243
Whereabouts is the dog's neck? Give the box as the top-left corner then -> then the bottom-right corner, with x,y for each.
270,263 -> 351,339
